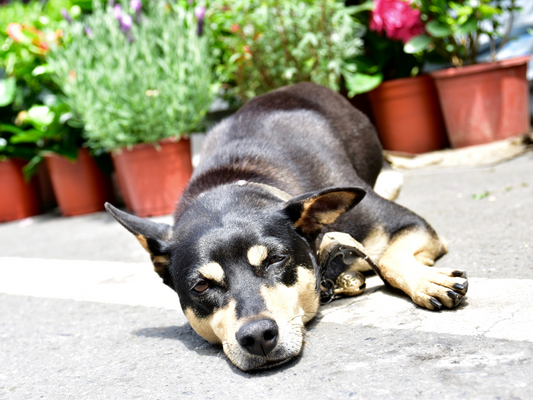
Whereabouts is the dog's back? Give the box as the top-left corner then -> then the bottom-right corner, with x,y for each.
179,83 -> 383,214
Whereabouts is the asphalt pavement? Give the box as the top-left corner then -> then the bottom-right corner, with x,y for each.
1,151 -> 532,400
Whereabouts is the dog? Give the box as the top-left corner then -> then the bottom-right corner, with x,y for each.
106,82 -> 468,371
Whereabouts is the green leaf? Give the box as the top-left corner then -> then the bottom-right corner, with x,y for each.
27,105 -> 55,127
426,20 -> 452,38
9,129 -> 44,144
472,191 -> 489,200
32,64 -> 55,76
344,72 -> 383,97
47,144 -> 79,161
0,77 -> 17,107
455,16 -> 478,35
0,123 -> 25,135
478,4 -> 502,18
404,35 -> 433,54
22,155 -> 43,181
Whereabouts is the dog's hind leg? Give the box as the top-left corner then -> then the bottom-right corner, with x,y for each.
377,227 -> 467,311
373,161 -> 403,201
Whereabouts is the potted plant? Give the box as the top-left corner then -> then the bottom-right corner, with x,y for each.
50,0 -> 216,217
349,0 -> 448,154
405,0 -> 530,148
0,133 -> 42,222
1,0 -> 114,218
207,0 -> 366,103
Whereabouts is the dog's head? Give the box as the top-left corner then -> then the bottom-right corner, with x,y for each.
106,182 -> 365,370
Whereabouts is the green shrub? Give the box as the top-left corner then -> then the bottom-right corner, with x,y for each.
50,0 -> 216,152
208,0 -> 366,101
405,0 -> 524,67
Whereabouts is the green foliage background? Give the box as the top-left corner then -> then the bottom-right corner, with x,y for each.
404,0 -> 523,66
208,0 -> 368,101
0,0 -> 85,178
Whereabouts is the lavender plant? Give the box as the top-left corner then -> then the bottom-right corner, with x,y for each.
50,0 -> 216,152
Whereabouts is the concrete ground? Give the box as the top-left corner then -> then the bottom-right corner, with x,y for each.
1,151 -> 532,400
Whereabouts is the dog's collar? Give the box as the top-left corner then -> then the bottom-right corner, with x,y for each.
317,232 -> 383,304
235,180 -> 292,201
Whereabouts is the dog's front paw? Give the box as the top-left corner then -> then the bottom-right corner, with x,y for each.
408,267 -> 468,311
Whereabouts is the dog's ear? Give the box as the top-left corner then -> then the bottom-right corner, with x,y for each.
105,203 -> 174,289
282,187 -> 366,236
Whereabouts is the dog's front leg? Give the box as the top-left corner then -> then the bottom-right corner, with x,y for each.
378,229 -> 468,311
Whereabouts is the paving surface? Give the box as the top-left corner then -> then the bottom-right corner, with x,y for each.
1,152 -> 532,400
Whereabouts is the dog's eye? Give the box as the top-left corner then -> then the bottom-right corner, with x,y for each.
193,280 -> 210,293
268,255 -> 287,265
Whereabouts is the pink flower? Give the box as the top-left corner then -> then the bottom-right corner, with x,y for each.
370,0 -> 424,44
7,23 -> 49,52
6,23 -> 25,42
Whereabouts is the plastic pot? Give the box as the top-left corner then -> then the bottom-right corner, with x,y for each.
45,148 -> 114,216
111,138 -> 193,217
0,158 -> 40,222
368,74 -> 447,154
430,55 -> 531,148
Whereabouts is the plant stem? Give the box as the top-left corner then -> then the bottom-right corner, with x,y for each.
494,10 -> 514,60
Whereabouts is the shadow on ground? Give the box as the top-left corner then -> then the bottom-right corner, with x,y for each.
132,322 -> 305,375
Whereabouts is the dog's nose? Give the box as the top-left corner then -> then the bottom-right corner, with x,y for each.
236,318 -> 279,357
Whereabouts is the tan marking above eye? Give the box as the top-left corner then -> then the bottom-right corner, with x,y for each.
198,262 -> 225,284
247,245 -> 268,267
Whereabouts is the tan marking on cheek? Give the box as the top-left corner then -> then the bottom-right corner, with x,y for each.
184,300 -> 237,345
211,300 -> 238,342
261,267 -> 319,325
247,245 -> 268,267
185,309 -> 218,344
198,262 -> 225,284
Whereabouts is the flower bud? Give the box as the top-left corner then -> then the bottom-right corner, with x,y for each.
60,8 -> 73,24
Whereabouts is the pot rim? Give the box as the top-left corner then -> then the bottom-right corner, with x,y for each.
373,74 -> 431,90
430,55 -> 531,79
111,135 -> 190,155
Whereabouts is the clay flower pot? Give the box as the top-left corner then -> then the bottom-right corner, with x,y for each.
111,137 -> 193,217
430,55 -> 531,148
368,74 -> 448,154
45,148 -> 114,216
0,158 -> 40,222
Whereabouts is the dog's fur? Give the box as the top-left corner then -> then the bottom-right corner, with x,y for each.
106,83 -> 468,371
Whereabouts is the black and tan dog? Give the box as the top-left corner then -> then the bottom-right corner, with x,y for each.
106,83 -> 468,371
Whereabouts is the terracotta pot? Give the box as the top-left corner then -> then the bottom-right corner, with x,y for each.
112,138 -> 192,217
430,56 -> 531,148
45,148 -> 113,216
0,158 -> 40,222
368,75 -> 447,154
